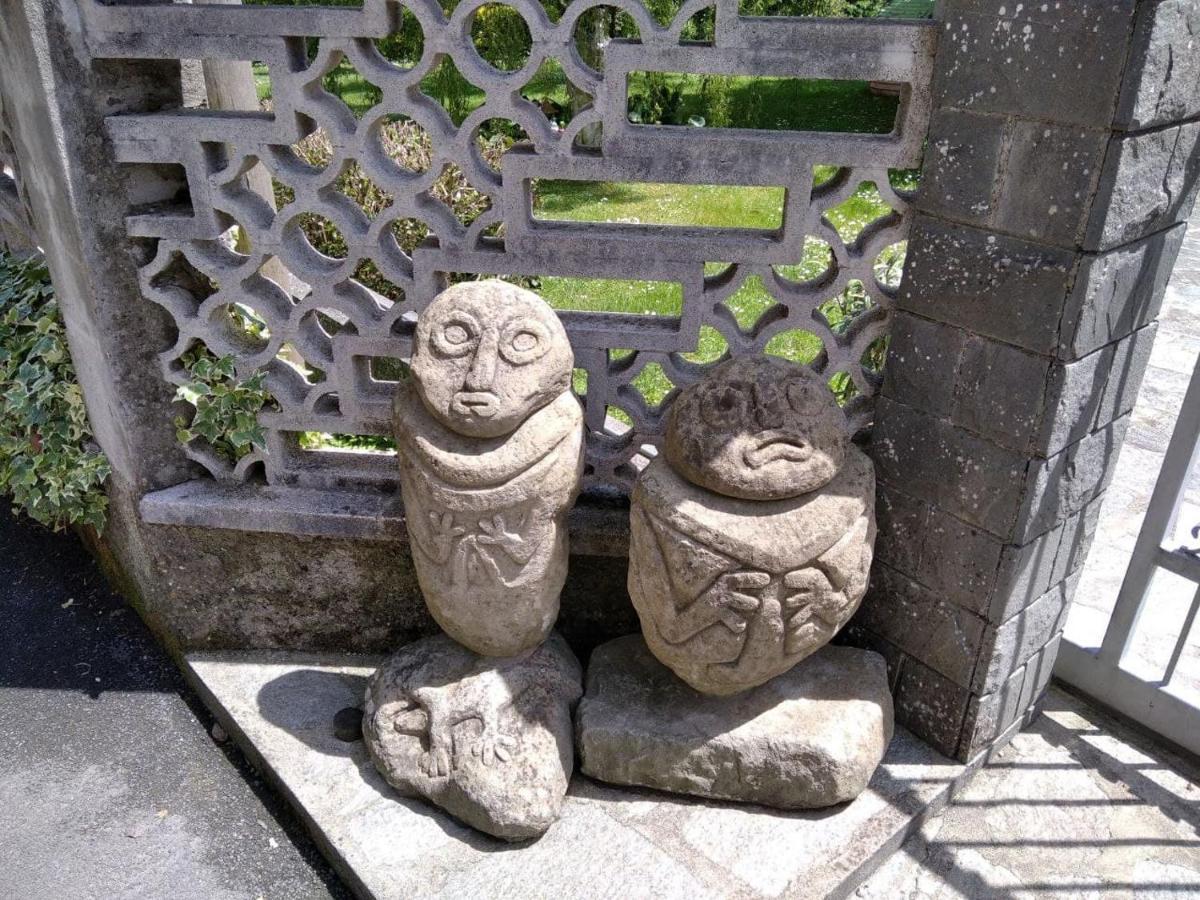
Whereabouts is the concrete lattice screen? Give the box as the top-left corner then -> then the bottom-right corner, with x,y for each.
95,1 -> 933,491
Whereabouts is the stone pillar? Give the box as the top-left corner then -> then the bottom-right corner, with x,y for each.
846,0 -> 1200,760
0,0 -> 195,628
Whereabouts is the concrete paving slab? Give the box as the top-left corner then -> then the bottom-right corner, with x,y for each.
0,508 -> 348,900
186,651 -> 971,900
858,685 -> 1200,898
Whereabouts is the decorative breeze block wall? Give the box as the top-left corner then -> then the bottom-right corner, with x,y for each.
86,0 -> 935,492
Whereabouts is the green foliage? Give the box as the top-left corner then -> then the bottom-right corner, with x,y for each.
174,345 -> 272,463
0,252 -> 110,532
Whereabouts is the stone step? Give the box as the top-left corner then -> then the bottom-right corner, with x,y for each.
183,649 -> 977,899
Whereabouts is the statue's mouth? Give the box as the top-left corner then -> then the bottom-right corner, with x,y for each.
452,391 -> 499,418
742,433 -> 809,469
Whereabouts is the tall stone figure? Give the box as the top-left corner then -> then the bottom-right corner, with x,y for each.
364,280 -> 584,841
578,355 -> 893,809
393,279 -> 584,657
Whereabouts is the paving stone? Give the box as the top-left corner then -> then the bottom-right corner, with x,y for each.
861,687 -> 1200,898
933,3 -> 1133,128
1115,0 -> 1200,131
1058,223 -> 1185,360
900,216 -> 1076,354
1087,121 -> 1200,251
186,651 -> 971,900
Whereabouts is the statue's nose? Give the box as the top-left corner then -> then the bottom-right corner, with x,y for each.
464,327 -> 499,391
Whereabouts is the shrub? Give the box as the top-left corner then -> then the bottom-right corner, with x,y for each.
0,251 -> 110,532
174,345 -> 272,463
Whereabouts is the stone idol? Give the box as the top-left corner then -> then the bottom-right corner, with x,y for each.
365,280 -> 584,840
579,355 -> 892,809
393,279 -> 583,657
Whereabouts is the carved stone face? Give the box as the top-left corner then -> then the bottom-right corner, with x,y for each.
664,355 -> 848,500
411,280 -> 573,439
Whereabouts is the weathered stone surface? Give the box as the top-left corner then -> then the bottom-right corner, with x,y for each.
410,276 -> 575,440
880,313 -> 965,418
857,564 -> 985,689
950,335 -> 1049,454
363,632 -> 581,841
898,216 -> 1075,354
934,3 -> 1134,128
917,108 -> 1005,226
1016,416 -> 1129,543
873,398 -> 1026,539
1059,224 -> 1185,360
630,448 -> 875,695
992,122 -> 1108,247
663,356 -> 848,501
393,281 -> 584,656
577,636 -> 893,809
1115,0 -> 1200,131
1087,121 -> 1200,251
630,356 -> 874,694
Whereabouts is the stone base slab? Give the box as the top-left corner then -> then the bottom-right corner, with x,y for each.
577,638 -> 894,809
183,650 -> 972,899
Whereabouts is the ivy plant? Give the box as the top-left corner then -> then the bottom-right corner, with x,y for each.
0,251 -> 111,532
174,345 -> 271,462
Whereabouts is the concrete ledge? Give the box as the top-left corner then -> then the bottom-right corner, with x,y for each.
185,650 -> 975,900
140,479 -> 631,557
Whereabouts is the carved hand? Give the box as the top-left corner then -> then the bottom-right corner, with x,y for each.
475,512 -> 535,564
658,571 -> 767,644
422,511 -> 466,564
782,568 -> 841,655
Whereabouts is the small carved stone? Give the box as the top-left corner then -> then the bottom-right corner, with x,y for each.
393,280 -> 584,657
363,632 -> 582,841
629,356 -> 876,695
577,636 -> 893,809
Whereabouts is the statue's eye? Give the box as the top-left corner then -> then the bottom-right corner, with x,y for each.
429,311 -> 480,357
499,317 -> 552,365
700,383 -> 750,429
786,380 -> 815,413
512,330 -> 538,352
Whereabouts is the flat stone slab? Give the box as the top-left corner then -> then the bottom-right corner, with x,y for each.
185,650 -> 969,900
577,637 -> 893,809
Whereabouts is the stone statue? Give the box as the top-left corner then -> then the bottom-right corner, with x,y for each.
365,280 -> 585,840
628,354 -> 876,694
392,280 -> 584,658
364,633 -> 582,841
577,355 -> 890,809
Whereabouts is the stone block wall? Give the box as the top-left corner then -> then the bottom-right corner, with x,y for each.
844,0 -> 1200,759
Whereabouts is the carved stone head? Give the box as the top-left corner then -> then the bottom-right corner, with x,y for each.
411,280 -> 573,439
664,355 -> 848,501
